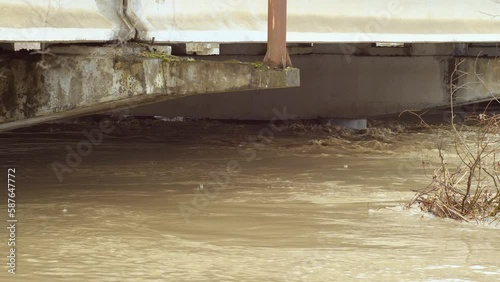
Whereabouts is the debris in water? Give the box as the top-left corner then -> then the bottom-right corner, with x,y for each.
407,114 -> 500,223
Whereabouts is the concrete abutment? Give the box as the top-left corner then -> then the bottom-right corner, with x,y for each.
131,54 -> 500,120
0,45 -> 300,131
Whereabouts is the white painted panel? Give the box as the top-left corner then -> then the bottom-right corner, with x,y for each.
0,0 -> 132,42
129,0 -> 500,43
1,0 -> 499,44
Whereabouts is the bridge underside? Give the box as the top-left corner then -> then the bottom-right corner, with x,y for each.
130,44 -> 500,120
0,45 -> 299,131
1,43 -> 499,129
1,1 -> 500,128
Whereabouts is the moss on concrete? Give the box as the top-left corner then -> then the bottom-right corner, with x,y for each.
250,61 -> 264,69
221,59 -> 267,69
140,51 -> 194,63
142,53 -> 266,71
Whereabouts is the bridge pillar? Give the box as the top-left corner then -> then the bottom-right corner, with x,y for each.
263,0 -> 292,69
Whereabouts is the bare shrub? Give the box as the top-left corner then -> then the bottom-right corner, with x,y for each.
407,57 -> 500,223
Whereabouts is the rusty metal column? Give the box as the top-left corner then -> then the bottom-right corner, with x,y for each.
263,0 -> 292,69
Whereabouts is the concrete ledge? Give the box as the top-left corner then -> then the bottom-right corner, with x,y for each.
0,46 -> 300,131
130,55 -> 500,120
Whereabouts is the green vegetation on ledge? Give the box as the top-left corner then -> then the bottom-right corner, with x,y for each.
140,51 -> 195,62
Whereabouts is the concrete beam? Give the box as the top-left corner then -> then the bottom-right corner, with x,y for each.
130,55 -> 500,120
263,0 -> 292,69
0,0 -> 132,43
0,45 -> 299,131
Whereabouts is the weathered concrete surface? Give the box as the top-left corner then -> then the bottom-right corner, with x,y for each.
0,46 -> 300,131
0,0 -> 133,42
131,55 -> 500,120
129,0 -> 500,43
326,119 -> 368,130
454,58 -> 500,105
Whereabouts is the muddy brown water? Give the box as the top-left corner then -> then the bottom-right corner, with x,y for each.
0,120 -> 498,281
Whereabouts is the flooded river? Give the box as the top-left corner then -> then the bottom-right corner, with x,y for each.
0,119 -> 499,281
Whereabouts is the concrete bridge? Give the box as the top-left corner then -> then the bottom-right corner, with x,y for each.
1,0 -> 500,130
